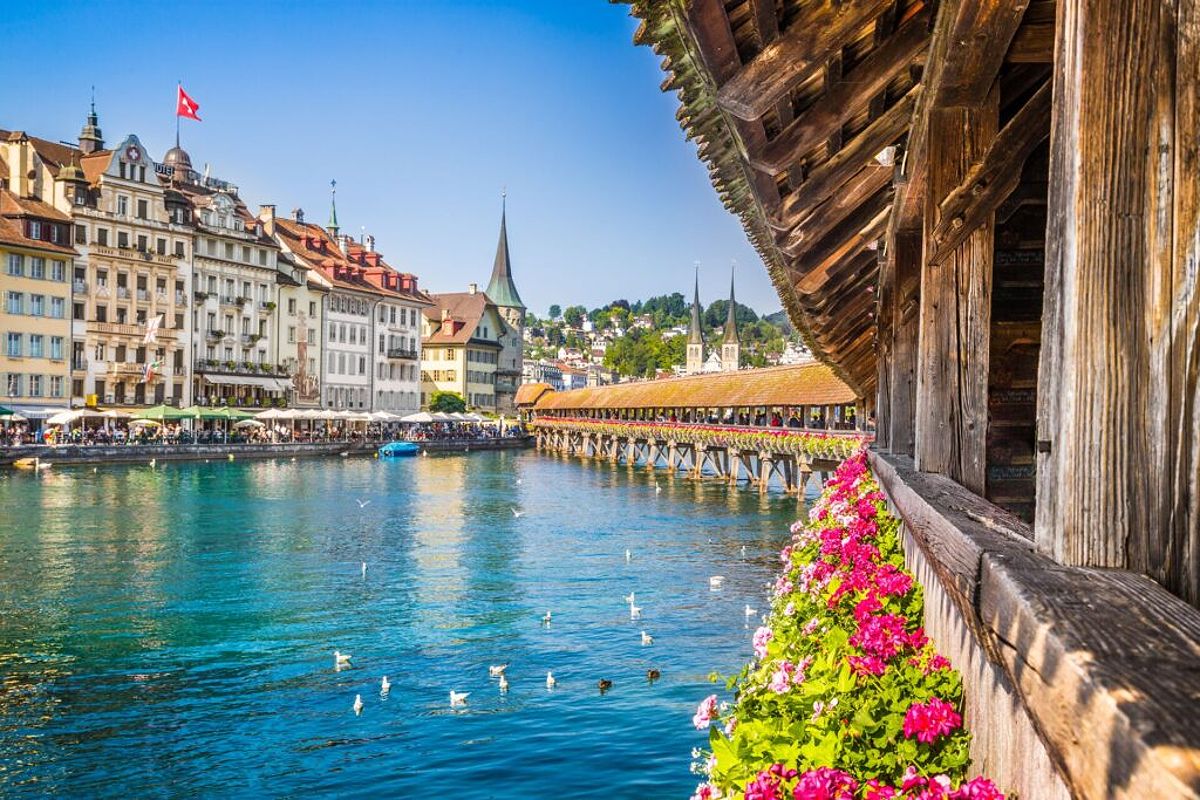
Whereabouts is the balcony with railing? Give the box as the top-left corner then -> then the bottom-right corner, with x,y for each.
73,280 -> 87,294
194,358 -> 291,378
116,286 -> 129,299
136,289 -> 150,302
386,346 -> 420,360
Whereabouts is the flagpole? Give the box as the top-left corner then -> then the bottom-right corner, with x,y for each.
175,81 -> 181,148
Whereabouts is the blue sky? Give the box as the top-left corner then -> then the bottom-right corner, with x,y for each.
0,1 -> 780,316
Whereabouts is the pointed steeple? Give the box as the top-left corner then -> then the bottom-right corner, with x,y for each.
78,87 -> 104,154
485,192 -> 525,310
327,179 -> 339,236
689,265 -> 705,346
723,265 -> 740,345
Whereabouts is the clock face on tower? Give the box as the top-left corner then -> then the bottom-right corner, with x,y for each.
124,145 -> 140,163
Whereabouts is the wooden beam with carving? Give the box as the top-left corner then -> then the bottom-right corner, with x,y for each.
929,79 -> 1052,263
753,7 -> 931,175
786,87 -> 920,218
715,0 -> 895,120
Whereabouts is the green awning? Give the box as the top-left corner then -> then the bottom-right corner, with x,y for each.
0,405 -> 14,416
132,404 -> 194,421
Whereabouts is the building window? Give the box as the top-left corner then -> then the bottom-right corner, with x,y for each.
329,322 -> 337,342
117,231 -> 129,248
50,298 -> 64,318
308,330 -> 316,345
51,260 -> 65,281
359,356 -> 366,374
287,298 -> 296,314
117,196 -> 129,216
136,235 -> 147,252
288,326 -> 296,343
28,375 -> 42,397
29,221 -> 42,239
29,257 -> 44,279
50,337 -> 63,360
136,199 -> 148,219
75,224 -> 87,245
174,241 -> 185,258
97,228 -> 109,246
29,295 -> 44,316
6,373 -> 22,396
73,302 -> 84,321
6,254 -> 23,276
6,292 -> 23,315
28,335 -> 43,358
7,333 -> 23,357
309,302 -> 316,317
156,238 -> 167,255
50,376 -> 63,397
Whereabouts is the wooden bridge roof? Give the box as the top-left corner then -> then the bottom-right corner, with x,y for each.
515,382 -> 555,407
618,0 -> 1054,395
534,363 -> 855,411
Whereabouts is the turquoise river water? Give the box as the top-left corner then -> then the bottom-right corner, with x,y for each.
0,450 -> 809,798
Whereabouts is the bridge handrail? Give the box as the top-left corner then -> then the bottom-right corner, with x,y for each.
532,417 -> 868,460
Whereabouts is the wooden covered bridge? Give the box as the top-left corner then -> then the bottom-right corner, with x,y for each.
523,362 -> 867,492
618,1 -> 1200,798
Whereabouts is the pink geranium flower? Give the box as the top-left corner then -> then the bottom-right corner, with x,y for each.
752,625 -> 773,659
903,697 -> 963,744
693,694 -> 719,730
791,767 -> 858,800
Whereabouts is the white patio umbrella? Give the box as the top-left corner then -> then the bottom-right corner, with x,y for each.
235,419 -> 265,428
401,411 -> 433,424
429,412 -> 454,422
256,408 -> 288,420
46,410 -> 85,426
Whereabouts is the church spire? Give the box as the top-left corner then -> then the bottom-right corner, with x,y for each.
78,87 -> 104,154
689,264 -> 705,346
723,264 -> 740,345
327,179 -> 339,236
485,191 -> 525,310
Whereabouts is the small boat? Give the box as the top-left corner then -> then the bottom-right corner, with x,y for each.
378,442 -> 420,458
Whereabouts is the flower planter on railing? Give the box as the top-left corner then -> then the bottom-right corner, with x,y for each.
686,453 -> 1006,800
531,418 -> 867,461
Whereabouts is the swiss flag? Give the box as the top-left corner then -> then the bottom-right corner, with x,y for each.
176,85 -> 201,121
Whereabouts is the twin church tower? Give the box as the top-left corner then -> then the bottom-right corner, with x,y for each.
685,268 -> 740,375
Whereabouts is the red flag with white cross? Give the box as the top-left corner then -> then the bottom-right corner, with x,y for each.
176,85 -> 201,121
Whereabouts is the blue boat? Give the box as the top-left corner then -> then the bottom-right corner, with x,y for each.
378,441 -> 420,458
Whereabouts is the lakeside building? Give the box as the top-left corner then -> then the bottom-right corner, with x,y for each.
258,205 -> 326,408
0,188 -> 75,413
168,148 -> 292,408
270,204 -> 429,413
1,119 -> 195,408
483,202 -> 525,414
421,285 -> 506,411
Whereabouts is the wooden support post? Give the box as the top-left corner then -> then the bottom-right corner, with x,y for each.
1036,0 -> 1200,603
914,90 -> 999,495
759,452 -> 772,494
888,229 -> 921,455
666,441 -> 678,474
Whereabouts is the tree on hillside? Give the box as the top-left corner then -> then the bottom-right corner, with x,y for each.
429,390 -> 467,413
563,305 -> 586,327
548,304 -> 562,319
641,292 -> 688,320
703,299 -> 759,329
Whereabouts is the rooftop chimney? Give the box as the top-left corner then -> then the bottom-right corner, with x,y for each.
292,207 -> 304,223
468,282 -> 478,295
259,204 -> 276,236
365,234 -> 375,253
441,308 -> 450,322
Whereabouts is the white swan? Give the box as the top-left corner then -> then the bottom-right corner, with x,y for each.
709,576 -> 725,589
625,549 -> 632,562
353,694 -> 364,715
655,482 -> 662,494
334,650 -> 352,667
381,676 -> 391,694
489,664 -> 508,677
546,671 -> 556,688
630,605 -> 642,620
149,458 -> 156,468
641,631 -> 654,646
744,604 -> 757,617
542,611 -> 552,624
449,690 -> 470,707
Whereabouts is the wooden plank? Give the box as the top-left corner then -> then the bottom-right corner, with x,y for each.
753,7 -> 931,175
785,87 -> 919,217
875,245 -> 895,450
935,0 -> 1033,107
715,0 -> 895,120
796,206 -> 890,294
888,229 -> 921,455
1006,21 -> 1054,62
914,94 -> 998,494
793,187 -> 893,275
929,79 -> 1052,263
781,168 -> 893,256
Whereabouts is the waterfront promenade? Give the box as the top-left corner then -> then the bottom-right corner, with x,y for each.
0,435 -> 531,465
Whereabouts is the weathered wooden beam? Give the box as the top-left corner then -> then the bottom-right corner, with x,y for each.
914,93 -> 998,494
1036,0 -> 1200,605
786,87 -> 919,217
929,79 -> 1052,263
753,7 -> 931,175
780,165 -> 894,253
797,206 -> 890,294
888,229 -> 921,455
793,188 -> 893,275
1006,21 -> 1054,62
933,0 -> 1033,107
715,0 -> 896,120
